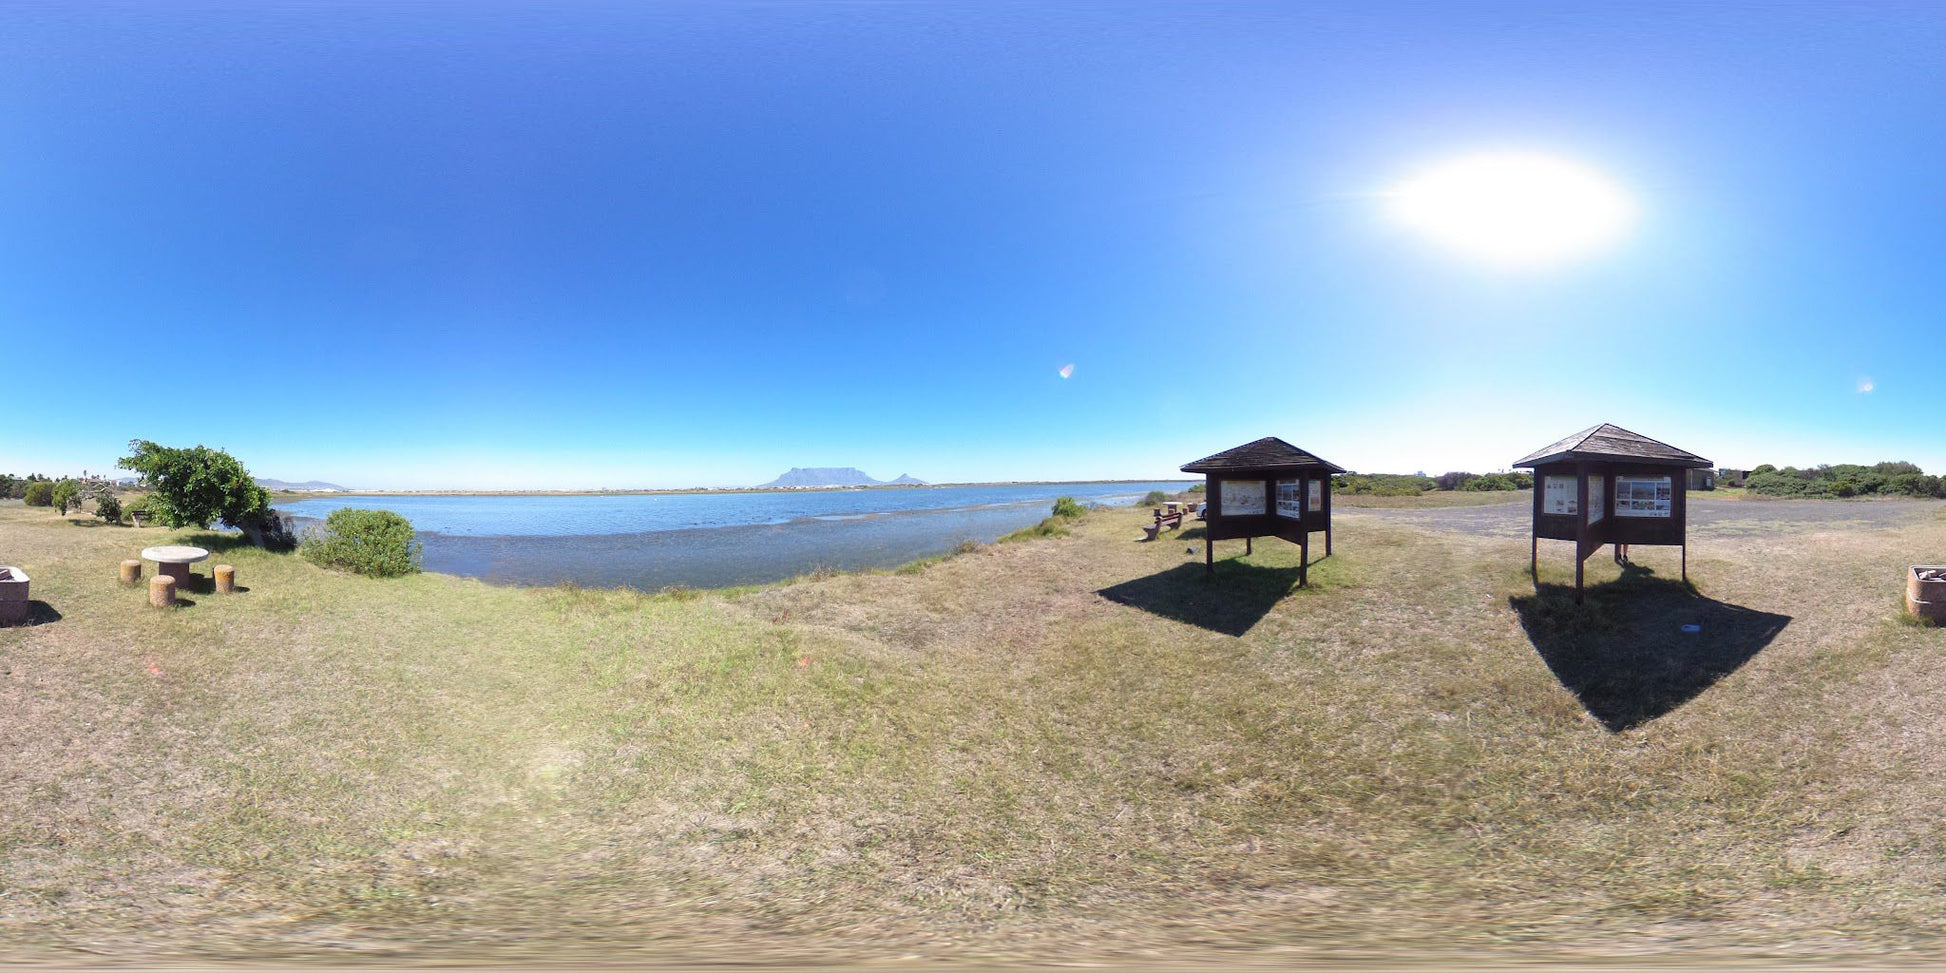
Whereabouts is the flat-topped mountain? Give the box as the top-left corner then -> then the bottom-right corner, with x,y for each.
759,468 -> 927,488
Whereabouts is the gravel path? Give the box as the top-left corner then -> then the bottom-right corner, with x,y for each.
1343,496 -> 1942,539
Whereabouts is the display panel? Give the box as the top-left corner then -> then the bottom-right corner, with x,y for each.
1308,479 -> 1322,511
1588,475 -> 1605,523
1615,475 -> 1673,518
1219,479 -> 1266,516
1275,479 -> 1303,519
1543,475 -> 1578,516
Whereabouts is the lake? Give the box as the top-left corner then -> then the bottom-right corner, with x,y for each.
278,481 -> 1193,590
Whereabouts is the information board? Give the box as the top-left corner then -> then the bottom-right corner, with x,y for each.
1543,475 -> 1578,516
1588,475 -> 1605,523
1275,479 -> 1303,519
1615,475 -> 1672,518
1308,479 -> 1323,512
1220,479 -> 1266,516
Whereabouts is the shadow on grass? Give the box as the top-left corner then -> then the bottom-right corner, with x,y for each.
1509,563 -> 1790,731
177,532 -> 260,555
3,601 -> 64,626
1098,560 -> 1305,637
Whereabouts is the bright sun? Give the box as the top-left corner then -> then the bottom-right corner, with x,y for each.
1387,153 -> 1636,269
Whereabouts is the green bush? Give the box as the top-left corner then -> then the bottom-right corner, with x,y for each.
1050,496 -> 1087,519
301,508 -> 422,578
1334,473 -> 1433,497
95,494 -> 123,523
23,481 -> 53,507
1744,461 -> 1941,499
1138,490 -> 1169,507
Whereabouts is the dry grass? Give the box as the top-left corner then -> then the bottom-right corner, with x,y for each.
3,498 -> 1946,965
1334,489 -> 1530,509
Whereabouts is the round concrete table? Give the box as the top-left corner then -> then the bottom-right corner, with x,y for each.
142,545 -> 210,590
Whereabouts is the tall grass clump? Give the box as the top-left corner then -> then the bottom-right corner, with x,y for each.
1002,496 -> 1087,543
301,508 -> 423,577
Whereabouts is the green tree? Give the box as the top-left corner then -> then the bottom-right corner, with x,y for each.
117,440 -> 271,530
95,494 -> 124,523
23,481 -> 54,507
51,479 -> 81,515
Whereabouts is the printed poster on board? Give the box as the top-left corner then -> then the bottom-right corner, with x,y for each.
1221,479 -> 1266,516
1543,475 -> 1578,516
1275,479 -> 1303,519
1615,475 -> 1673,518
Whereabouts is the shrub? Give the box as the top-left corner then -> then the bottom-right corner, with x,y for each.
1138,490 -> 1169,507
95,494 -> 123,523
23,481 -> 53,507
301,508 -> 422,577
1334,473 -> 1433,496
117,440 -> 271,531
1050,496 -> 1087,519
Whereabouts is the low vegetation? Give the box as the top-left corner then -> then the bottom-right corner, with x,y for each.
21,480 -> 54,507
1334,471 -> 1532,496
1000,495 -> 1087,543
300,508 -> 423,577
1744,461 -> 1944,499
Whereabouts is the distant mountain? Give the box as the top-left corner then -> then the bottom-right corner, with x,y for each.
886,474 -> 927,485
258,478 -> 353,492
759,467 -> 923,489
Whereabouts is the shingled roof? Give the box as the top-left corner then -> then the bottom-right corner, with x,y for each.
1513,423 -> 1712,469
1181,437 -> 1346,475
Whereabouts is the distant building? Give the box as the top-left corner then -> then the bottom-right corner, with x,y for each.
1688,469 -> 1716,491
1716,469 -> 1750,488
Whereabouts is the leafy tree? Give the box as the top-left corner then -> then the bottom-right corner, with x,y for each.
23,481 -> 54,507
117,440 -> 272,530
96,494 -> 124,523
52,479 -> 80,515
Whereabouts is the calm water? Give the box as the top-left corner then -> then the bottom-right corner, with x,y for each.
279,481 -> 1190,590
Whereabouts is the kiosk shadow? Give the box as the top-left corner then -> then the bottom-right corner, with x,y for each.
1509,564 -> 1790,731
1098,561 -> 1303,637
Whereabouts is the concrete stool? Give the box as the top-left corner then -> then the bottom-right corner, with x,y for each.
120,559 -> 143,585
215,565 -> 235,594
149,574 -> 176,609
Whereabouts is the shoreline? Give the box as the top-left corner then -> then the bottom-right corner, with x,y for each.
270,478 -> 1194,501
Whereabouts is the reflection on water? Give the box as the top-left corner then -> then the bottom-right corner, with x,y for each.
281,481 -> 1189,590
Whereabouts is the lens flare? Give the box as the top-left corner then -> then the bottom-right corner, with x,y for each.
1858,378 -> 1875,394
1058,364 -> 1074,379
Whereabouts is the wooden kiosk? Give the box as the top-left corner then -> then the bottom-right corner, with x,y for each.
1514,423 -> 1712,603
1181,437 -> 1342,585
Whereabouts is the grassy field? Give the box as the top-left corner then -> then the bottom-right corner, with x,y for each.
3,498 -> 1945,965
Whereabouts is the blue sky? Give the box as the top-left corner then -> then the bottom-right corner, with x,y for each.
3,2 -> 1943,489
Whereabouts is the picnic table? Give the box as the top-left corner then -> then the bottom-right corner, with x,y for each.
142,545 -> 209,589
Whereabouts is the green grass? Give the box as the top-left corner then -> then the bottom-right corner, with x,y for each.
5,498 -> 1946,964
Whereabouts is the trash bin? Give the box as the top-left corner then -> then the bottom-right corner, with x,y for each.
1910,566 -> 1946,624
0,566 -> 28,625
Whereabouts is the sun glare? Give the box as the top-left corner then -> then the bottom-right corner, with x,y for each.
1387,153 -> 1636,269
